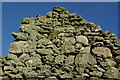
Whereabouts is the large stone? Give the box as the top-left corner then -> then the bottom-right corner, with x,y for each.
92,47 -> 112,58
76,35 -> 89,45
75,53 -> 97,67
25,57 -> 42,67
9,41 -> 29,54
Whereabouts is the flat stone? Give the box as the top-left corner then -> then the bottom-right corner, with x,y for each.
90,71 -> 103,77
92,47 -> 112,58
76,35 -> 88,45
36,48 -> 54,55
9,41 -> 29,54
94,36 -> 104,41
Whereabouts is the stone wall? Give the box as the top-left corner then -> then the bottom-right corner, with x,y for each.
0,6 -> 120,80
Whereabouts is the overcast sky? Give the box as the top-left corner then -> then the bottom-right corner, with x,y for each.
2,2 -> 118,56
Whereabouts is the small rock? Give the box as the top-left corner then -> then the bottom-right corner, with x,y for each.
76,35 -> 89,45
90,71 -> 103,77
55,55 -> 65,64
105,59 -> 116,67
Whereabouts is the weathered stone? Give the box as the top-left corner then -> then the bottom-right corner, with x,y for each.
25,57 -> 42,67
65,55 -> 75,65
55,55 -> 65,64
9,41 -> 29,54
19,53 -> 30,62
7,54 -> 19,62
42,54 -> 54,64
103,67 -> 119,79
36,48 -> 54,55
69,13 -> 76,18
4,66 -> 14,71
105,59 -> 116,67
36,65 -> 51,77
46,12 -> 52,18
53,6 -> 65,12
90,71 -> 103,77
75,53 -> 97,67
79,46 -> 90,54
58,72 -> 73,78
76,35 -> 88,45
112,50 -> 120,55
75,43 -> 82,49
24,71 -> 38,78
92,47 -> 112,58
61,44 -> 75,54
100,62 -> 109,69
94,36 -> 104,41
76,67 -> 84,73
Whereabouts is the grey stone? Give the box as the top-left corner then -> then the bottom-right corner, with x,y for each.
75,53 -> 97,67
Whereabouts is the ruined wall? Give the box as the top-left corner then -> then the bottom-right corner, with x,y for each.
0,7 -> 120,80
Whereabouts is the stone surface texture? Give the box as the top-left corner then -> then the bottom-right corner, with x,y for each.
1,6 -> 120,80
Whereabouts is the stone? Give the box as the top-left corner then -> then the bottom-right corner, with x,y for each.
24,71 -> 38,78
94,36 -> 104,41
105,59 -> 116,67
75,53 -> 97,67
65,55 -> 75,65
58,72 -> 73,78
7,54 -> 19,62
76,35 -> 89,45
55,55 -> 65,64
75,43 -> 82,49
76,67 -> 84,73
36,48 -> 54,55
112,50 -> 120,55
42,54 -> 54,64
69,13 -> 76,18
19,53 -> 30,62
25,57 -> 42,67
46,12 -> 52,18
12,32 -> 28,40
4,66 -> 14,71
90,71 -> 103,77
92,47 -> 112,58
61,44 -> 75,54
79,46 -> 91,54
9,41 -> 29,54
53,6 -> 65,12
103,67 -> 119,79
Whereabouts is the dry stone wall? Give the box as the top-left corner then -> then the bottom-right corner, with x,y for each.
0,6 -> 120,80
